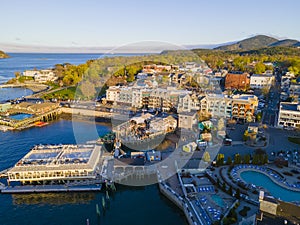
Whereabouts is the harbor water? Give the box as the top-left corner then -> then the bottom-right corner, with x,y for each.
0,53 -> 187,225
0,119 -> 187,225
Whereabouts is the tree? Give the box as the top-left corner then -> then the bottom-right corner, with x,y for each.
263,154 -> 268,164
216,154 -> 224,166
216,178 -> 220,187
79,80 -> 96,99
235,188 -> 241,199
254,62 -> 266,74
243,130 -> 249,141
203,151 -> 211,162
261,86 -> 270,97
14,71 -> 21,78
256,112 -> 262,122
226,156 -> 232,165
244,154 -> 250,164
234,154 -> 241,164
228,185 -> 233,196
222,182 -> 226,191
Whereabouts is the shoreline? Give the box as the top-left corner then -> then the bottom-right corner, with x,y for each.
0,83 -> 49,93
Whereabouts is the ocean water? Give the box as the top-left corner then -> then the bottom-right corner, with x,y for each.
0,53 -> 145,101
0,120 -> 187,225
0,53 -> 144,84
0,53 -> 187,225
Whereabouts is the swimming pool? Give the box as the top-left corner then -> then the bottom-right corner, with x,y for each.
240,171 -> 300,202
9,113 -> 32,120
211,194 -> 225,207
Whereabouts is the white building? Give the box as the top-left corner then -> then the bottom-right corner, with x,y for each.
23,69 -> 57,83
178,111 -> 198,130
106,86 -> 121,102
289,83 -> 300,96
250,74 -> 275,89
277,102 -> 300,128
34,69 -> 57,83
203,94 -> 229,118
177,93 -> 200,113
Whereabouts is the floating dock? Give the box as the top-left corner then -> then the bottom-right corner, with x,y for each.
1,184 -> 102,194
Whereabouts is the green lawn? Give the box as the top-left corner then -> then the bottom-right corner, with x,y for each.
43,87 -> 80,100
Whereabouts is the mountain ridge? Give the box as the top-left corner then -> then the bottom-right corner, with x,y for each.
214,35 -> 300,51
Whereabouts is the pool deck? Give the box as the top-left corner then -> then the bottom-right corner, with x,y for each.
232,164 -> 300,192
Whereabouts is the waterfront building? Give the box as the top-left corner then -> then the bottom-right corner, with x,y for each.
225,72 -> 250,90
34,69 -> 57,83
10,102 -> 59,115
250,74 -> 275,89
7,144 -> 101,185
277,102 -> 300,128
106,84 -> 191,111
23,69 -> 57,83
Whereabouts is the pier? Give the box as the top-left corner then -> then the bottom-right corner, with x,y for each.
0,109 -> 61,129
61,107 -> 114,118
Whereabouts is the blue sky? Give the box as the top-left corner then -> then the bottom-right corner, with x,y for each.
0,0 -> 299,51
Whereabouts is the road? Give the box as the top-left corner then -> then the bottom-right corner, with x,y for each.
262,69 -> 281,127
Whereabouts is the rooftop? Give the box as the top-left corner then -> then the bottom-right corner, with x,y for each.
9,144 -> 100,172
280,103 -> 299,111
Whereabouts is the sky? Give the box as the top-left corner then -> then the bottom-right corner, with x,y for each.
0,0 -> 299,52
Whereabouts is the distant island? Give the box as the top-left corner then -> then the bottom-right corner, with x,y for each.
0,50 -> 9,58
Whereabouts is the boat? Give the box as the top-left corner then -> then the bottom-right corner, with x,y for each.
34,121 -> 49,127
96,204 -> 101,216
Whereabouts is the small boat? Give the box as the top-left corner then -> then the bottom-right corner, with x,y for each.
96,204 -> 101,216
106,191 -> 110,200
86,219 -> 90,225
34,121 -> 49,127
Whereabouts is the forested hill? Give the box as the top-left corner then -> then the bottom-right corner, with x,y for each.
0,50 -> 9,58
214,35 -> 300,51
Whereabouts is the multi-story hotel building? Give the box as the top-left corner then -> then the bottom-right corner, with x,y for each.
277,102 -> 300,128
200,94 -> 258,120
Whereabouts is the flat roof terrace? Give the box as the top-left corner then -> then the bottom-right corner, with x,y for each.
18,144 -> 94,167
8,144 -> 100,175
